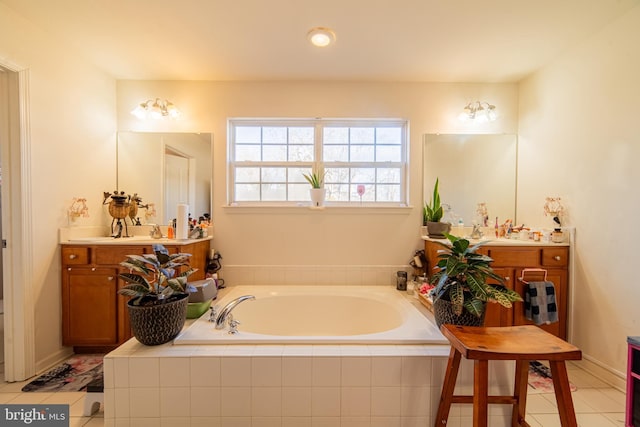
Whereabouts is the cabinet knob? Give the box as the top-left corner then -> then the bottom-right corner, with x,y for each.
69,254 -> 77,260
91,267 -> 96,272
67,267 -> 71,271
504,276 -> 510,281
107,276 -> 114,281
554,256 -> 561,261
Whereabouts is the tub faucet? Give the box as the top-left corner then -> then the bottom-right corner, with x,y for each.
211,295 -> 255,329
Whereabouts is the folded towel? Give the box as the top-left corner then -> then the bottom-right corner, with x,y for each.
524,281 -> 558,325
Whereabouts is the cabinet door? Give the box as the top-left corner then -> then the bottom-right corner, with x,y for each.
513,268 -> 568,339
62,267 -> 119,346
483,268 -> 514,327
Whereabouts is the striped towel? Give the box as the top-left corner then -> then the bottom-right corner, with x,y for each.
524,281 -> 558,325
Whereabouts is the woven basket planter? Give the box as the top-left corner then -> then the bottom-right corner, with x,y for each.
127,293 -> 188,346
433,298 -> 486,330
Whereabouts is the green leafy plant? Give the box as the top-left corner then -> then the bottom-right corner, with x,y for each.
423,177 -> 444,224
117,244 -> 197,306
302,170 -> 325,188
429,234 -> 522,317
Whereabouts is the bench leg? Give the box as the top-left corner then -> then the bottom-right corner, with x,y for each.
435,347 -> 462,426
473,359 -> 489,427
549,361 -> 578,427
512,360 -> 530,427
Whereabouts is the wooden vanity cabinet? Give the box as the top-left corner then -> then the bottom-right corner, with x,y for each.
61,239 -> 210,351
424,240 -> 570,339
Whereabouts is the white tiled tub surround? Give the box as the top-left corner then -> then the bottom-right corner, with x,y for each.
104,290 -> 519,426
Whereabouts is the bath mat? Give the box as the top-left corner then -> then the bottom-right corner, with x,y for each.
21,354 -> 104,392
528,360 -> 576,394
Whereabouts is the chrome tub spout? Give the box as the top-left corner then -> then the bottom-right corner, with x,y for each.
213,295 -> 256,329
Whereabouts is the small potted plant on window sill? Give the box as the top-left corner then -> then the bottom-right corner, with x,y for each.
429,234 -> 522,328
117,244 -> 197,345
423,177 -> 451,238
303,169 -> 326,207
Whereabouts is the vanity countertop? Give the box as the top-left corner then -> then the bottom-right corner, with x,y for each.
59,225 -> 213,245
421,236 -> 570,247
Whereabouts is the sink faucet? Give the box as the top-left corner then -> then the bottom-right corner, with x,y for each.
211,295 -> 255,329
149,224 -> 163,239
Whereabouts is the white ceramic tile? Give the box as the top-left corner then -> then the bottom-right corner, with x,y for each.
113,358 -> 130,388
128,417 -> 160,427
129,358 -> 159,387
311,387 -> 341,417
221,387 -> 252,416
159,386 -> 191,417
253,346 -> 285,356
525,393 -> 558,414
371,386 -> 402,416
251,417 -> 282,427
283,416 -> 312,427
221,357 -> 252,386
251,387 -> 282,416
401,357 -> 430,386
574,388 -> 626,412
129,387 -> 160,418
113,388 -> 130,418
312,358 -> 341,386
282,346 -> 314,356
400,386 -> 430,416
371,357 -> 402,386
341,387 -> 371,416
220,416 -> 251,427
252,357 -> 282,386
190,357 -> 221,386
310,416 -> 340,427
160,417 -> 192,427
371,416 -> 401,427
282,387 -> 312,416
340,416 -> 371,427
103,358 -> 114,389
190,386 -> 221,417
399,415 -> 430,427
283,357 -> 312,386
340,346 -> 371,356
341,357 -> 371,386
312,346 -> 341,356
159,357 -> 190,387
191,417 -> 222,426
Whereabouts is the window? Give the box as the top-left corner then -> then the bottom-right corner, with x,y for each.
228,118 -> 408,206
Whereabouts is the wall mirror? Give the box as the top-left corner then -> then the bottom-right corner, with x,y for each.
423,133 -> 517,226
117,132 -> 213,225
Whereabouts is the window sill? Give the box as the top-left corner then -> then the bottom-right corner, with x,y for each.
222,204 -> 414,214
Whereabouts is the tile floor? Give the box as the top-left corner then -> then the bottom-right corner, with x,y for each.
0,360 -> 627,426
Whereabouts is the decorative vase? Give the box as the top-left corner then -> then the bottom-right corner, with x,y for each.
433,298 -> 486,329
426,221 -> 451,238
310,188 -> 326,207
127,293 -> 189,345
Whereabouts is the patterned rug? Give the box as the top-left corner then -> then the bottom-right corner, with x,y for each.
528,360 -> 577,393
21,354 -> 104,392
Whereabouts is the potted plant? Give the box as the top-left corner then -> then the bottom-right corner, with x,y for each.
303,169 -> 326,207
429,233 -> 522,328
423,178 -> 451,238
118,244 -> 197,345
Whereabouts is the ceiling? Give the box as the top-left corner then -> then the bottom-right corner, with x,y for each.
2,0 -> 638,82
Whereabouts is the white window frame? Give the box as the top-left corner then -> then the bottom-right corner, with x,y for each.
227,118 -> 409,207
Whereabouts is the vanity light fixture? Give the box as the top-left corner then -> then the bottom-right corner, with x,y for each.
459,101 -> 497,123
307,27 -> 336,47
131,98 -> 180,119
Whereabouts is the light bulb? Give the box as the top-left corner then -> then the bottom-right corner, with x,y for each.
308,27 -> 335,47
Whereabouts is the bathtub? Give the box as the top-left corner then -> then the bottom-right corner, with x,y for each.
174,285 -> 446,345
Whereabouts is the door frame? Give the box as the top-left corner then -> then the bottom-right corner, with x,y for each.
0,60 -> 35,382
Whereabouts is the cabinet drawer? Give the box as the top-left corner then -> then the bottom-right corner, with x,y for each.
61,247 -> 89,265
95,246 -> 145,265
542,247 -> 569,267
488,247 -> 540,267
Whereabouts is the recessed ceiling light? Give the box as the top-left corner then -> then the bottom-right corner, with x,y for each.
307,27 -> 336,47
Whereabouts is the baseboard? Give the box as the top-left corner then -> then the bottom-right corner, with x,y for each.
579,354 -> 626,392
35,348 -> 74,377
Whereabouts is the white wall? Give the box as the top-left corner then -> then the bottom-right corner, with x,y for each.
117,81 -> 518,281
0,4 -> 117,371
518,4 -> 640,379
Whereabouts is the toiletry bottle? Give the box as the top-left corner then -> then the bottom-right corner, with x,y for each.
167,226 -> 174,239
